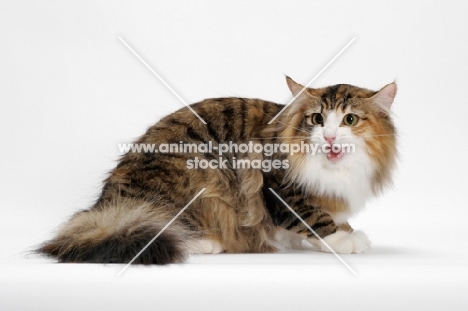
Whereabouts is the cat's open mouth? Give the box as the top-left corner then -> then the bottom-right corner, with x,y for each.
326,150 -> 344,161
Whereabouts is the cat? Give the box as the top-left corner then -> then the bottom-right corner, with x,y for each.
37,76 -> 397,264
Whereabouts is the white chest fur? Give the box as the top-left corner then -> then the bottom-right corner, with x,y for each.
297,146 -> 376,224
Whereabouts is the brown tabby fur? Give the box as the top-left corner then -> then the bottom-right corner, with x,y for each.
37,77 -> 396,264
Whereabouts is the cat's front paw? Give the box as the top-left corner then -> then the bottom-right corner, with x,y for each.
319,230 -> 370,254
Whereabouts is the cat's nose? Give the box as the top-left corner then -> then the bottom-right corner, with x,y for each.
324,136 -> 336,144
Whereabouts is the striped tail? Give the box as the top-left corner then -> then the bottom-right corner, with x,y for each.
37,199 -> 188,264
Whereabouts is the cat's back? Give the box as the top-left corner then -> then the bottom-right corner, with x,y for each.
99,97 -> 283,204
142,97 -> 283,143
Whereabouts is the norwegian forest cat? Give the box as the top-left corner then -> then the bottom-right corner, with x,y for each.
38,77 -> 397,264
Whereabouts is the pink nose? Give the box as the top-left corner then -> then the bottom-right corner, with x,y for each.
324,136 -> 335,144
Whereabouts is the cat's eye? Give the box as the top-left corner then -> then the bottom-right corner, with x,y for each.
307,113 -> 323,126
343,114 -> 359,126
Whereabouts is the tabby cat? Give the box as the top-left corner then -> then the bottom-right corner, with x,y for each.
38,77 -> 397,264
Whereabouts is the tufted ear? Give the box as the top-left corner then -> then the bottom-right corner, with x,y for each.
286,76 -> 306,97
371,82 -> 397,117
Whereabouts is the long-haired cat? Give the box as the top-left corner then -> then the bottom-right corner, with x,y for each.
37,77 -> 397,264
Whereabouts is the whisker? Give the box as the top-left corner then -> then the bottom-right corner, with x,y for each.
353,126 -> 374,133
259,112 -> 396,141
360,134 -> 397,137
262,111 -> 313,135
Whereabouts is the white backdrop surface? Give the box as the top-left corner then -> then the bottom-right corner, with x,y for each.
1,1 -> 468,310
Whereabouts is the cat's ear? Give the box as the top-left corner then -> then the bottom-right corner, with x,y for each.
371,82 -> 397,117
286,76 -> 307,97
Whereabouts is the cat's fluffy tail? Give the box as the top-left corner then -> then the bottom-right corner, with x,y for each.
37,198 -> 188,264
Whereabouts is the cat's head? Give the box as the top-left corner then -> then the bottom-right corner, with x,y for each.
280,76 -> 397,198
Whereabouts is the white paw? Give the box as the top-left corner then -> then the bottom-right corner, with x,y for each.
318,230 -> 370,254
186,239 -> 224,254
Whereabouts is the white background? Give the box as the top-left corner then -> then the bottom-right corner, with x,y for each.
1,1 -> 468,310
